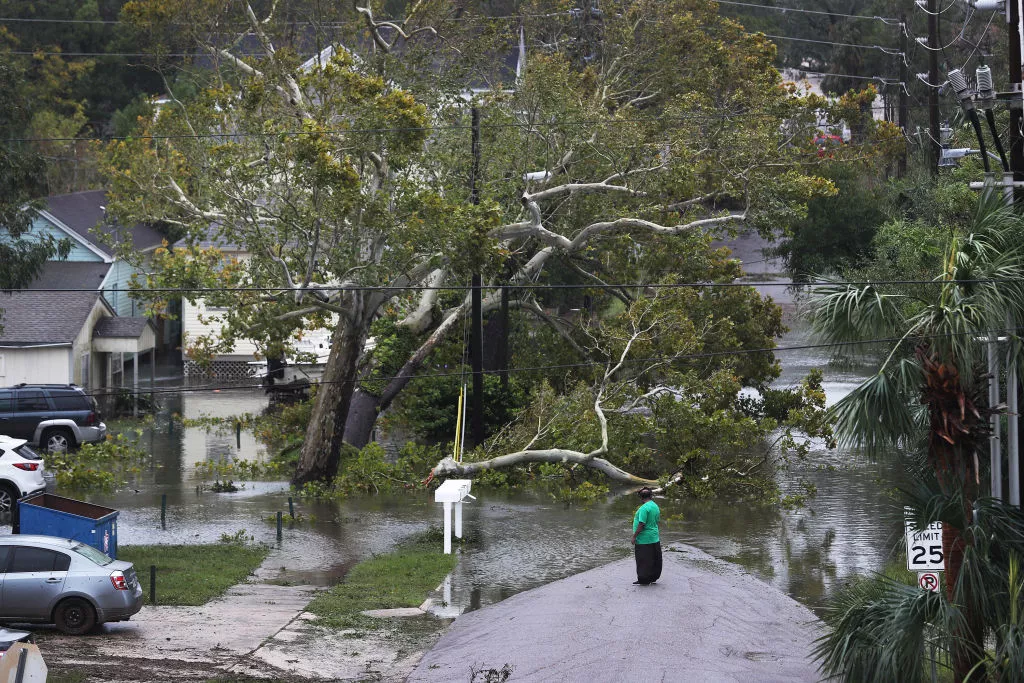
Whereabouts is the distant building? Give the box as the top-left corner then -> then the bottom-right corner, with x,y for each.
172,230 -> 332,381
9,190 -> 179,354
0,263 -> 156,391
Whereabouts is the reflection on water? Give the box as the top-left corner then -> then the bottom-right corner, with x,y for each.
68,325 -> 904,617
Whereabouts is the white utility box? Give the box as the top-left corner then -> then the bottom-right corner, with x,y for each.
434,479 -> 474,554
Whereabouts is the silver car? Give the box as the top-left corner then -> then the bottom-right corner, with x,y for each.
0,535 -> 143,634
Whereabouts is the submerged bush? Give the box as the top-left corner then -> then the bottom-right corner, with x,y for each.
46,433 -> 149,491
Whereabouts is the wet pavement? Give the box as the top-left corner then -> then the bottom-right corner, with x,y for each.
411,544 -> 824,683
39,551 -> 322,681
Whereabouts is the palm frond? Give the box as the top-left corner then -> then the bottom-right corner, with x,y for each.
829,360 -> 923,455
805,277 -> 908,350
814,573 -> 952,682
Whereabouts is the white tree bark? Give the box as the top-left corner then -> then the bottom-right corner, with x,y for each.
431,451 -> 657,485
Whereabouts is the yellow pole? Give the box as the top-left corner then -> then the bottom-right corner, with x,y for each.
453,386 -> 464,462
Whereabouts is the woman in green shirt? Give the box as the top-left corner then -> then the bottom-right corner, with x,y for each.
631,487 -> 662,585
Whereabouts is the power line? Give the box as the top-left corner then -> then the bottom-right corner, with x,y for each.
4,50 -> 279,57
760,32 -> 905,59
0,12 -> 567,27
14,278 -> 1024,295
0,108 -> 930,145
86,325 -> 1024,399
914,0 -> 962,16
715,0 -> 899,23
6,29 -> 907,59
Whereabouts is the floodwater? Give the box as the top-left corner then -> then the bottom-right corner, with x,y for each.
67,324 -> 904,617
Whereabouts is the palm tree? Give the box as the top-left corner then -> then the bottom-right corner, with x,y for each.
813,486 -> 1024,682
807,196 -> 1024,682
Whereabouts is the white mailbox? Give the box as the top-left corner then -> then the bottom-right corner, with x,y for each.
434,479 -> 474,554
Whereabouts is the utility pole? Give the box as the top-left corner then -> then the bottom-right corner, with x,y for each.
1010,0 -> 1024,506
498,284 -> 509,391
928,0 -> 941,174
469,107 -> 485,446
899,14 -> 909,177
1010,0 -> 1024,189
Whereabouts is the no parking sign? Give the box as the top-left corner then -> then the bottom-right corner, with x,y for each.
918,571 -> 941,592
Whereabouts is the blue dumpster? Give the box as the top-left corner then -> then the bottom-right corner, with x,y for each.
17,494 -> 119,559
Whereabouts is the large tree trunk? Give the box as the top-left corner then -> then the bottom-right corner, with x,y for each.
293,302 -> 368,485
343,389 -> 381,449
343,304 -> 471,447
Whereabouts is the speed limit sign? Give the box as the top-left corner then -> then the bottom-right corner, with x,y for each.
905,511 -> 944,571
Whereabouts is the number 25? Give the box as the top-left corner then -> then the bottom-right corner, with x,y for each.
913,546 -> 943,565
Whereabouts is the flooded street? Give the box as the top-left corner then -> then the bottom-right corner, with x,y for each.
72,323 -> 905,618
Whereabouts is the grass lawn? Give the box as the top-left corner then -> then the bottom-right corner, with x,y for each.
306,536 -> 458,631
119,543 -> 269,606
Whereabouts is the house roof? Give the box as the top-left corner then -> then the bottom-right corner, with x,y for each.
0,291 -> 109,346
92,316 -> 153,339
172,222 -> 244,252
42,190 -> 165,257
24,262 -> 111,292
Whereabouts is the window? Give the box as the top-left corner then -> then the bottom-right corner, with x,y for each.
54,553 -> 71,571
0,547 -> 10,572
71,543 -> 112,566
15,391 -> 48,412
0,391 -> 11,412
8,547 -> 68,572
13,444 -> 40,461
48,391 -> 89,411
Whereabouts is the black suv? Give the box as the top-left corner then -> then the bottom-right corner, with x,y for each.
0,385 -> 107,452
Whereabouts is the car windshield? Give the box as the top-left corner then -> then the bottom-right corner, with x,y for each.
13,444 -> 40,461
71,543 -> 113,566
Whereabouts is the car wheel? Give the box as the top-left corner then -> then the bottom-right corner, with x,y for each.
43,428 -> 74,453
0,483 -> 17,525
54,597 -> 97,635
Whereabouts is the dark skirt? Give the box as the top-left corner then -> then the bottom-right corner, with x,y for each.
634,541 -> 662,584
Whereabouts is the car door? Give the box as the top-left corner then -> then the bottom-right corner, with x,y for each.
0,391 -> 13,439
1,546 -> 69,619
10,390 -> 51,443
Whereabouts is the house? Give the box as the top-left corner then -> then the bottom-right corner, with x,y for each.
0,263 -> 156,393
19,190 -> 178,352
174,231 -> 259,379
174,230 -> 333,380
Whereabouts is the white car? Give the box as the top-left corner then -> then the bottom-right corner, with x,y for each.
0,436 -> 49,523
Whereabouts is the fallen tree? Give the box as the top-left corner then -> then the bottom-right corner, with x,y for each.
428,292 -> 834,501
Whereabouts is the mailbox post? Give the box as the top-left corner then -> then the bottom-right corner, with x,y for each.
434,479 -> 474,554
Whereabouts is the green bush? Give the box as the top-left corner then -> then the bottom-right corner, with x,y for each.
46,433 -> 148,491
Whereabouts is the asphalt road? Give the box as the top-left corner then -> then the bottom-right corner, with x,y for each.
409,544 -> 824,683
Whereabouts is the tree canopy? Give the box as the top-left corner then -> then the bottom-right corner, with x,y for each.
105,0 -> 898,487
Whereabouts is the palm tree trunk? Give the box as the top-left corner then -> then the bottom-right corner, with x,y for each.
921,350 -> 985,683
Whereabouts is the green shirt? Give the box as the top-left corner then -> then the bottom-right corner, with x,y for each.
632,500 -> 660,544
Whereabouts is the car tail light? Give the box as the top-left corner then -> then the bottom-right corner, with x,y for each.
12,462 -> 39,471
110,571 -> 128,590
84,411 -> 97,426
